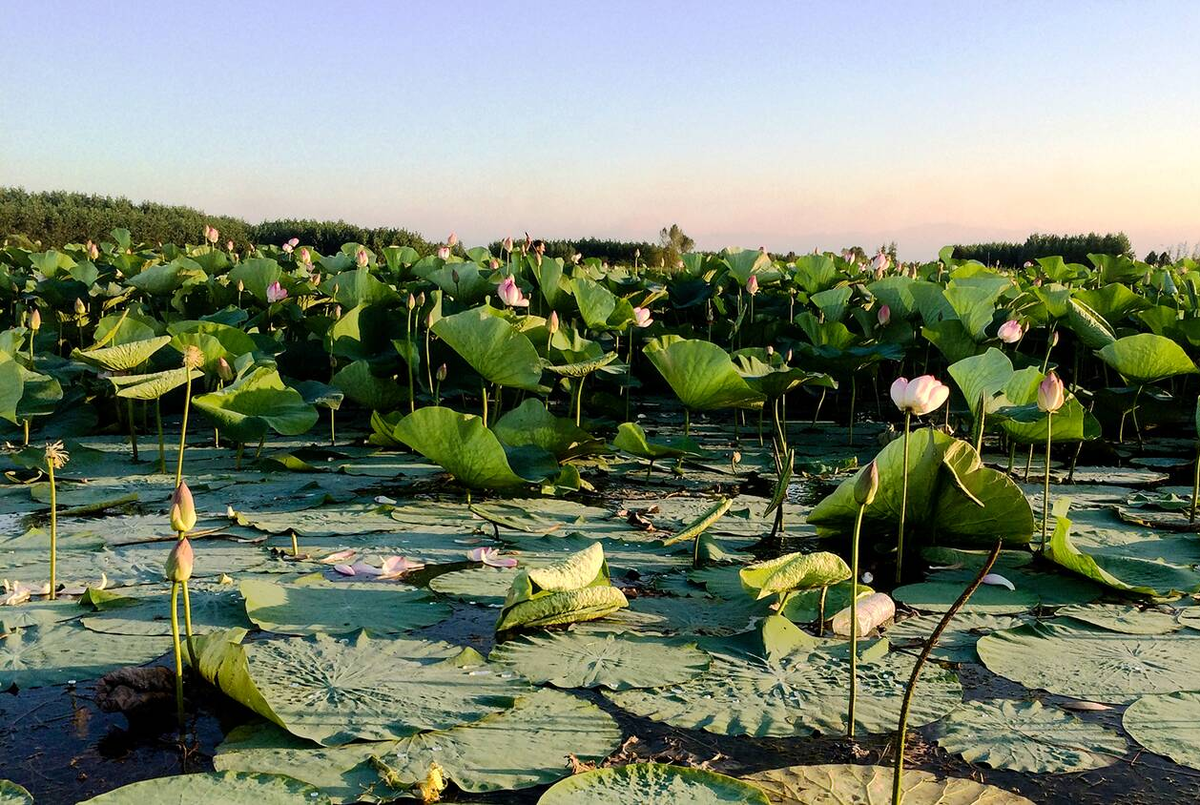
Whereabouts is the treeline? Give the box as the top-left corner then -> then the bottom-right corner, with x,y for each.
952,232 -> 1133,267
486,237 -> 664,266
0,188 -> 431,254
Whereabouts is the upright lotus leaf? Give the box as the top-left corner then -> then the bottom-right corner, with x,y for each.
948,347 -> 1016,417
72,335 -> 172,371
739,552 -> 851,600
611,421 -> 703,459
810,285 -> 853,322
189,629 -> 531,746
1075,283 -> 1151,323
392,406 -> 530,489
488,631 -> 710,690
192,365 -> 318,442
0,358 -> 64,425
108,367 -> 203,400
320,267 -> 399,307
530,256 -> 565,306
125,258 -> 208,296
497,542 -> 628,631
943,276 -> 1009,340
78,772 -> 331,805
228,258 -> 285,302
492,398 -> 604,460
571,275 -> 619,329
994,367 -> 1099,444
331,360 -> 406,411
1097,333 -> 1197,385
1066,297 -> 1116,348
169,321 -> 257,370
792,253 -> 839,294
732,350 -> 836,400
867,276 -> 917,319
745,764 -> 1034,805
432,308 -> 544,391
809,429 -> 1033,546
1123,692 -> 1200,772
644,336 -> 765,411
538,763 -> 770,805
723,247 -> 771,287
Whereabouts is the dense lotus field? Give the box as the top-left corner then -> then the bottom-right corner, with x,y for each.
1,231 -> 1199,804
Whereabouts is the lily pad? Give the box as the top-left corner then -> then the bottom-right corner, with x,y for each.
739,552 -> 851,600
745,764 -> 1033,804
78,771 -> 329,804
626,595 -> 767,636
1056,603 -> 1183,635
428,566 -> 520,606
885,613 -> 1020,662
0,623 -> 167,690
1123,692 -> 1200,771
81,584 -> 251,636
892,581 -> 1039,615
933,699 -> 1126,772
537,763 -> 769,805
489,631 -> 709,690
240,578 -> 451,636
0,781 -> 31,805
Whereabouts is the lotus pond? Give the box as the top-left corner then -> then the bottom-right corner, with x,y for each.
1,236 -> 1199,804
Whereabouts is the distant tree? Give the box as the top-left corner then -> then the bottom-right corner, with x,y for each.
659,224 -> 694,268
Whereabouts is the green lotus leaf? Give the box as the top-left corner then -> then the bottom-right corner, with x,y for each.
79,772 -> 329,805
108,366 -> 203,400
810,285 -> 852,322
493,398 -> 604,460
489,631 -> 709,690
228,258 -> 284,303
1075,282 -> 1151,323
611,421 -> 703,459
193,365 -> 319,442
0,623 -> 168,690
331,360 -> 406,410
432,308 -> 544,391
943,282 -> 1003,341
240,578 -> 451,636
1056,603 -> 1182,635
571,275 -> 619,329
993,367 -> 1099,444
739,551 -> 851,600
644,336 -> 765,411
745,764 -> 1033,804
72,335 -> 172,371
0,780 -> 32,805
538,763 -> 769,805
922,319 -> 983,364
125,259 -> 208,296
319,267 -> 399,307
732,350 -> 836,400
392,406 -> 531,489
496,585 -> 629,631
948,347 -> 1015,416
1097,333 -> 1197,385
1123,692 -> 1200,771
1066,297 -> 1116,348
81,584 -> 250,636
544,351 -> 618,378
0,358 -> 64,425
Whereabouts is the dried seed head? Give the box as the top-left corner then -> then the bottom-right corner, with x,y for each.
182,345 -> 204,370
44,441 -> 70,469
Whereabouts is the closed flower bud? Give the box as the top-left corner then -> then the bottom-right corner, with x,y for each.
165,538 -> 194,582
29,308 -> 41,331
854,461 -> 879,506
169,482 -> 197,534
74,297 -> 87,316
436,363 -> 448,382
407,293 -> 416,310
548,311 -> 560,334
216,357 -> 234,382
1037,371 -> 1065,413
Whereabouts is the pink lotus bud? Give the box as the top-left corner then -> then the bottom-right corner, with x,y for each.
871,250 -> 889,277
205,225 -> 219,244
265,281 -> 288,303
299,247 -> 312,265
573,253 -> 582,264
746,275 -> 759,295
496,275 -> 529,307
632,307 -> 653,328
29,308 -> 41,331
288,238 -> 299,248
502,236 -> 514,252
854,461 -> 880,506
877,304 -> 891,326
436,363 -> 448,382
1051,330 -> 1060,347
356,248 -> 369,268
86,240 -> 99,260
225,240 -> 234,252
447,232 -> 458,247
1037,371 -> 1065,413
169,482 -> 197,534
890,375 -> 950,416
436,246 -> 451,260
334,304 -> 342,318
165,538 -> 194,582
407,293 -> 416,310
74,297 -> 87,316
548,310 -> 560,334
997,320 -> 1024,344
216,357 -> 234,382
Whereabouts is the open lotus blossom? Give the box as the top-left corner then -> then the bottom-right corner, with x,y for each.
746,275 -> 759,295
890,375 -> 950,416
467,547 -> 518,568
204,225 -> 219,244
997,320 -> 1024,343
266,281 -> 288,303
877,304 -> 891,326
287,237 -> 299,248
632,307 -> 653,328
282,242 -> 294,253
1037,371 -> 1065,412
871,250 -> 889,276
981,573 -> 1015,591
496,275 -> 529,307
334,555 -> 425,579
317,549 -> 357,565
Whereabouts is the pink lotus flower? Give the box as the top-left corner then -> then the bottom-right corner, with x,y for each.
890,375 -> 950,416
266,281 -> 288,303
437,245 -> 451,260
86,240 -> 99,260
746,275 -> 759,295
467,547 -> 518,568
165,538 -> 194,582
548,310 -> 560,334
1037,371 -> 1065,413
871,251 -> 889,276
502,236 -> 514,253
356,248 -> 369,268
288,237 -> 300,248
334,555 -> 425,579
997,320 -> 1024,344
318,549 -> 357,565
169,482 -> 197,534
447,232 -> 459,247
204,225 -> 219,244
282,242 -> 294,254
632,307 -> 653,328
877,304 -> 891,326
496,275 -> 529,307
299,247 -> 312,265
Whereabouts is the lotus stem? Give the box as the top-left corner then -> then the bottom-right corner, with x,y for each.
22,419 -> 29,446
156,399 -> 166,474
330,407 -> 336,446
127,398 -> 139,462
405,311 -> 415,413
290,530 -> 299,558
892,538 -> 1002,805
817,585 -> 827,637
175,371 -> 193,487
684,408 -> 691,438
625,331 -> 635,421
254,433 -> 266,460
1042,413 -> 1053,552
812,388 -> 826,426
973,392 -> 986,456
169,581 -> 185,727
573,376 -> 585,427
1023,445 -> 1033,482
180,578 -> 196,666
235,442 -> 244,470
47,458 -> 57,600
895,412 -> 911,584
848,501 -> 865,738
424,326 -> 434,395
481,382 -> 488,427
848,375 -> 857,445
1189,443 -> 1198,524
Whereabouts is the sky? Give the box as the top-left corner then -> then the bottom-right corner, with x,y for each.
2,1 -> 1198,260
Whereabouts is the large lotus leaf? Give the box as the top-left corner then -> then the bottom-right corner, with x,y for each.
608,616 -> 960,737
948,347 -> 1015,416
745,764 -> 1034,805
1046,507 -> 1200,596
935,441 -> 1034,544
190,629 -> 531,745
644,336 -> 765,411
125,259 -> 207,296
215,689 -> 621,803
612,421 -> 703,459
1067,297 -> 1116,348
625,595 -> 767,636
228,258 -> 284,302
1123,692 -> 1200,771
331,360 -> 406,411
489,631 -> 709,690
1075,282 -> 1151,323
0,781 -> 31,805
320,267 -> 399,307
497,585 -> 629,632
193,365 -> 319,442
977,619 -> 1200,703
493,399 -> 603,460
995,368 -> 1099,444
732,351 -> 836,399
892,581 -> 1039,615
78,772 -> 329,805
922,319 -> 984,363
72,335 -> 172,371
933,699 -> 1125,773
739,552 -> 851,600
0,360 -> 23,423
867,276 -> 917,319
538,763 -> 769,805
1057,603 -> 1183,635
240,578 -> 451,636
571,275 -> 619,329
943,283 -> 1001,341
432,308 -> 544,391
428,566 -> 522,606
81,583 -> 251,636
392,406 -> 530,488
109,366 -> 203,400
524,540 -> 607,592
0,623 -> 168,689
0,599 -> 83,633
1097,333 -> 1197,385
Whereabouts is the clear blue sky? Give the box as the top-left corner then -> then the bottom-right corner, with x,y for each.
2,1 -> 1198,259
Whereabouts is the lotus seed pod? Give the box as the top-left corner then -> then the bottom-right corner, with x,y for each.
854,461 -> 879,506
44,440 -> 70,469
164,538 -> 194,583
832,592 -> 895,637
169,482 -> 197,534
182,345 -> 204,370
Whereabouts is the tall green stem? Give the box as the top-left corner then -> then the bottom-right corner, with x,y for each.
181,579 -> 196,666
895,412 -> 911,584
47,460 -> 57,600
481,383 -> 488,426
175,373 -> 193,487
1191,444 -> 1199,524
973,393 -> 986,455
848,502 -> 865,738
1042,413 -> 1053,551
574,376 -> 586,426
127,398 -> 139,462
405,310 -> 415,413
170,581 -> 185,726
156,399 -> 166,474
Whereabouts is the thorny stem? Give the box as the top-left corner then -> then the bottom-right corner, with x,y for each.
892,538 -> 1003,805
895,412 -> 911,584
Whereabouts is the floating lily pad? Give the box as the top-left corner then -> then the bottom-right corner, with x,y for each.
977,619 -> 1200,703
885,613 -> 1020,662
240,578 -> 450,636
0,599 -> 84,633
626,595 -> 767,635
0,623 -> 167,690
1056,603 -> 1183,635
892,581 -> 1038,615
490,631 -> 709,690
81,584 -> 251,636
933,699 -> 1125,772
744,764 -> 1033,804
1123,692 -> 1200,771
78,771 -> 329,804
537,763 -> 769,805
428,566 -> 520,606
0,781 -> 31,805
